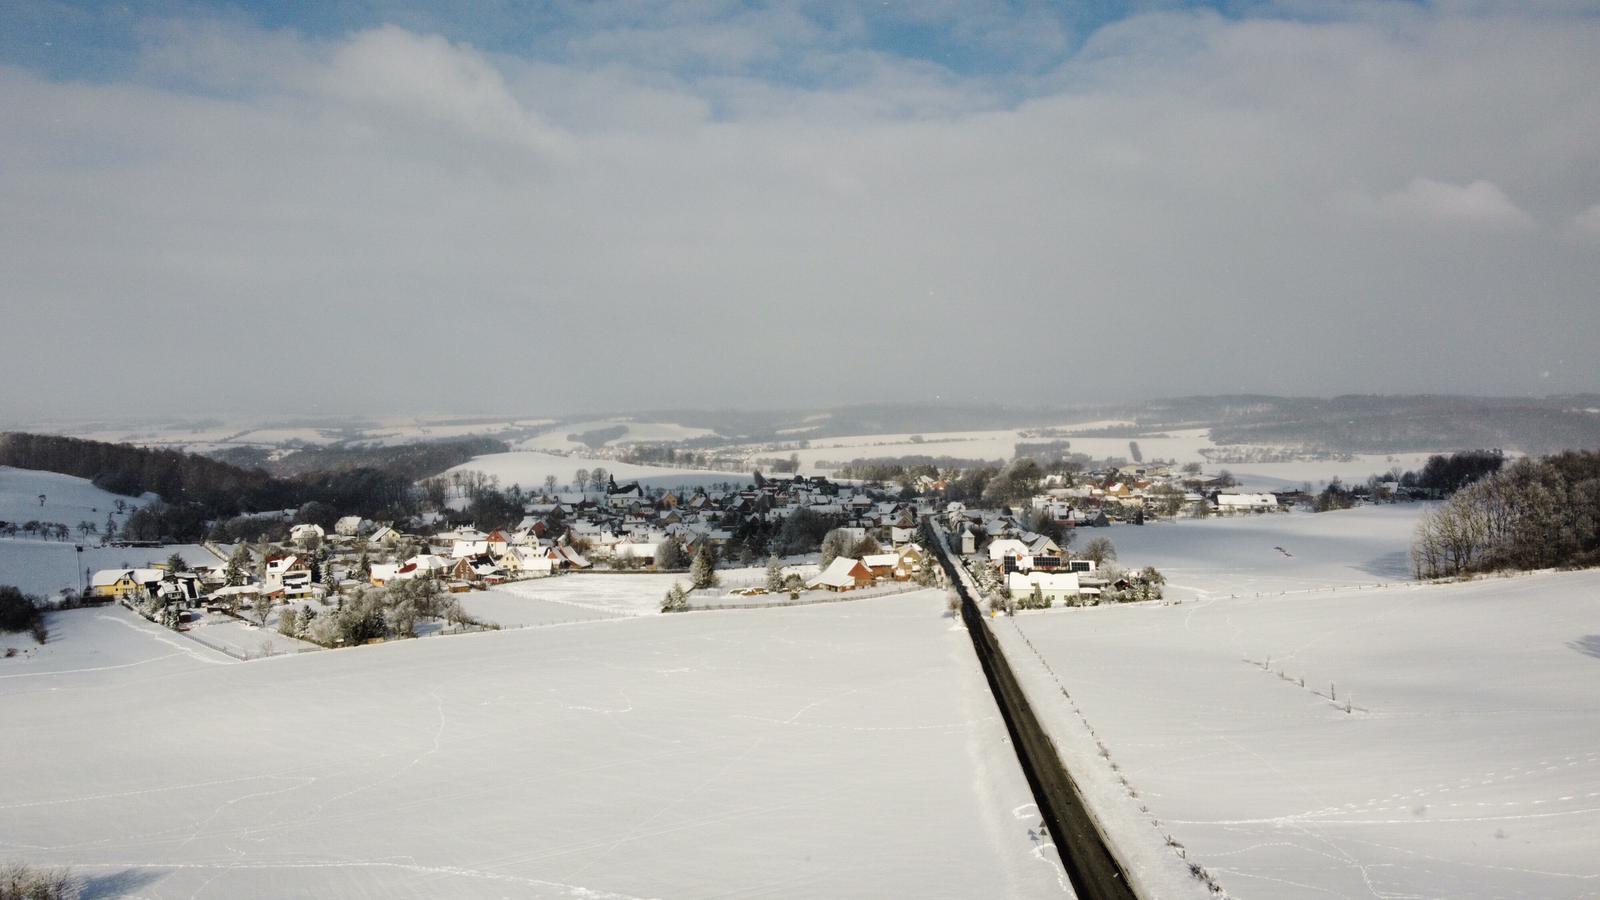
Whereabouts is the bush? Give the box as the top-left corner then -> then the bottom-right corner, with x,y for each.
660,584 -> 689,613
1015,586 -> 1053,610
0,587 -> 45,644
0,862 -> 83,900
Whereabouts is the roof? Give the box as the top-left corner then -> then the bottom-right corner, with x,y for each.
807,557 -> 869,588
90,569 -> 133,587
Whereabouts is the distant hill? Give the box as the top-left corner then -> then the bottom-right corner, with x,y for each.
1145,395 -> 1600,456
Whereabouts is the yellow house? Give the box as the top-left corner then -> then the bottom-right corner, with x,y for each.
90,569 -> 141,600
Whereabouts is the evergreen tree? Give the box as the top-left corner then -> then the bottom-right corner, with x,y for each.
660,583 -> 689,613
819,528 -> 852,568
765,555 -> 785,592
689,543 -> 718,589
224,544 -> 250,587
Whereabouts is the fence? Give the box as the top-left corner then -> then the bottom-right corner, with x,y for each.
686,581 -> 923,611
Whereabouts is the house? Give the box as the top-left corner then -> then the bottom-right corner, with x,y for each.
289,523 -> 325,545
369,525 -> 403,547
334,516 -> 365,537
369,563 -> 400,586
500,548 -> 554,578
806,557 -> 874,592
861,552 -> 901,579
987,538 -> 1030,566
552,545 -> 591,569
205,583 -> 262,611
449,555 -> 501,586
90,569 -> 142,600
891,544 -> 927,581
890,525 -> 920,545
1007,571 -> 1084,605
264,555 -> 315,600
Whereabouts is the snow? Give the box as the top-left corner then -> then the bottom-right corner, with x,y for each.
446,450 -> 748,493
1090,504 -> 1430,592
993,506 -> 1600,898
0,465 -> 152,531
2,592 -> 1070,899
488,572 -> 694,617
0,538 -> 222,599
518,420 -> 716,452
772,425 -> 1438,489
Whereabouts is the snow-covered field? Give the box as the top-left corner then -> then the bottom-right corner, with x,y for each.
994,506 -> 1600,898
518,420 -> 717,453
0,466 -> 151,531
764,426 -> 1442,489
2,594 -> 1069,899
447,450 -> 748,493
1086,505 -> 1430,593
0,539 -> 222,599
487,572 -> 694,617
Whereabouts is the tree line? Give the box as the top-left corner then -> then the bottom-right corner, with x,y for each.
1412,450 -> 1600,578
0,433 -> 429,544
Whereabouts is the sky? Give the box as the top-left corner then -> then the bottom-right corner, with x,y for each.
1,0 -> 1598,423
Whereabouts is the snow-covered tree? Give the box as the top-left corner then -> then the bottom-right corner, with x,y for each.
819,528 -> 852,568
660,583 -> 689,613
765,555 -> 785,592
689,543 -> 718,589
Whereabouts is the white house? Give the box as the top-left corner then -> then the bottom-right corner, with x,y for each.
1007,571 -> 1084,605
987,538 -> 1030,565
289,523 -> 325,545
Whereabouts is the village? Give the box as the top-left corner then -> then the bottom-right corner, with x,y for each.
64,458 -> 1325,654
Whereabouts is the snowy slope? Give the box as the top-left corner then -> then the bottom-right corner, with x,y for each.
0,465 -> 151,530
997,507 -> 1600,898
1,593 -> 1071,899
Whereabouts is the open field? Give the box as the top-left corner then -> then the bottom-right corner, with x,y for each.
995,507 -> 1600,898
446,450 -> 748,493
0,465 -> 151,531
1,592 -> 1070,899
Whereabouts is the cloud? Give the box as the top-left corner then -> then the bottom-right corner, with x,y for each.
1349,177 -> 1537,230
1,4 -> 1599,422
1569,204 -> 1600,242
322,26 -> 573,158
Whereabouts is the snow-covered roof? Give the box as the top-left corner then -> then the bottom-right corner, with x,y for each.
90,569 -> 132,587
807,557 -> 867,589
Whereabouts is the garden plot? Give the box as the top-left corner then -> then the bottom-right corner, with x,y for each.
2,591 -> 1070,899
995,507 -> 1600,899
